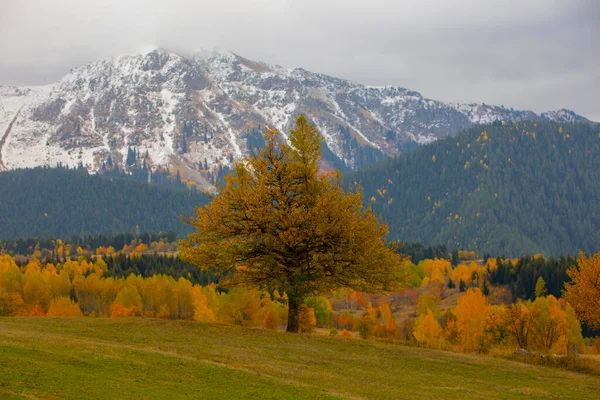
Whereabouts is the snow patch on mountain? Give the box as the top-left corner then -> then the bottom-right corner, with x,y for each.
0,49 -> 593,176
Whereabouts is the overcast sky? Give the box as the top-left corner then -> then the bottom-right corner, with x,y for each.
1,0 -> 598,120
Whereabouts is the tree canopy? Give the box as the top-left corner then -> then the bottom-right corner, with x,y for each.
180,115 -> 405,332
564,251 -> 600,330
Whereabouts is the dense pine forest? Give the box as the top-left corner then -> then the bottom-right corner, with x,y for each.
350,121 -> 600,256
0,167 -> 210,239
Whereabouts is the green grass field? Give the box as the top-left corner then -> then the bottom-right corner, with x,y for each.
0,318 -> 597,399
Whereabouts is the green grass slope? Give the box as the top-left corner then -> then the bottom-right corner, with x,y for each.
350,121 -> 600,256
1,318 -> 598,399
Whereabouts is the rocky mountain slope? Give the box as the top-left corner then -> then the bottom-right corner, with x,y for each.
0,49 -> 592,179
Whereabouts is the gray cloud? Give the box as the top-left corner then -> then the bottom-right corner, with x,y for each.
0,0 -> 598,120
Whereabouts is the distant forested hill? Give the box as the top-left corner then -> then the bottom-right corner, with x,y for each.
0,167 -> 210,239
349,121 -> 600,256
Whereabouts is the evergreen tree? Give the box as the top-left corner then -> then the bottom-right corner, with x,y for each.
181,137 -> 188,153
451,249 -> 460,266
482,280 -> 490,296
180,116 -> 405,332
126,147 -> 136,166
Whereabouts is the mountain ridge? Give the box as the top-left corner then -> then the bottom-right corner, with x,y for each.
0,48 -> 593,184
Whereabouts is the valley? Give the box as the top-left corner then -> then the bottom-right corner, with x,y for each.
1,2 -> 599,399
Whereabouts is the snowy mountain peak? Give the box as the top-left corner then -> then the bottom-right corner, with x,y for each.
540,109 -> 589,123
0,49 -> 593,182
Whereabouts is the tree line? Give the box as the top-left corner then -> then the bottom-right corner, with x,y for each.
0,231 -> 179,257
2,252 -> 598,356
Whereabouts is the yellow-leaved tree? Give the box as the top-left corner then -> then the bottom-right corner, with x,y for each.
452,288 -> 491,352
180,115 -> 406,332
564,251 -> 600,330
413,308 -> 442,346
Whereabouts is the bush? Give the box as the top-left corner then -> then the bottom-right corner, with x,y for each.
263,309 -> 279,330
0,291 -> 26,316
509,352 -> 600,376
304,296 -> 333,327
356,316 -> 372,339
47,297 -> 83,317
111,303 -> 142,318
299,305 -> 317,333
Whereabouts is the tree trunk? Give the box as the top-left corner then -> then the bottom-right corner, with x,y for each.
286,295 -> 300,332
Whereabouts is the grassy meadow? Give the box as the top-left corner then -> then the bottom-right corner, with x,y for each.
0,317 -> 598,399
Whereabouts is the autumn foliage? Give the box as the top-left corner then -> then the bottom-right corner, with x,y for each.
452,289 -> 491,352
180,115 -> 406,332
564,251 -> 600,330
47,297 -> 83,317
340,329 -> 352,338
0,254 -> 283,328
413,309 -> 442,347
263,309 -> 279,330
298,305 -> 317,332
0,244 -> 595,356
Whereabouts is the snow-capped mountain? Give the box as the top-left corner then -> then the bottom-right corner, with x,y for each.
0,48 -> 592,177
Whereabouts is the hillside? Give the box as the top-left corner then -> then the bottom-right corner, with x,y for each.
3,121 -> 598,254
0,167 -> 209,239
1,318 -> 598,399
350,121 -> 600,256
0,49 -> 591,184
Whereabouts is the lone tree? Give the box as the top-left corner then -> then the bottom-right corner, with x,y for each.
180,115 -> 406,332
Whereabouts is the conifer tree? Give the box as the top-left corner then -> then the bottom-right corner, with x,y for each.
482,280 -> 490,296
180,115 -> 405,332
